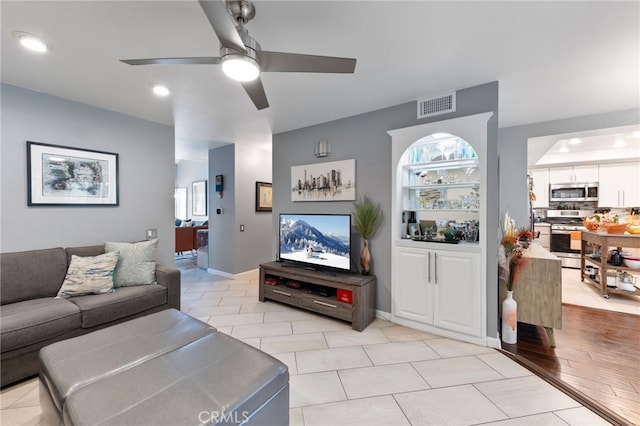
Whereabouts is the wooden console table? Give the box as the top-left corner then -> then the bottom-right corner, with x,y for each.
259,262 -> 376,331
499,243 -> 562,347
580,231 -> 640,299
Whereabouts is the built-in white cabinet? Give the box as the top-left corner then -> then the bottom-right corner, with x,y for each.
548,164 -> 598,183
389,113 -> 491,346
598,162 -> 640,207
529,169 -> 549,208
394,245 -> 481,337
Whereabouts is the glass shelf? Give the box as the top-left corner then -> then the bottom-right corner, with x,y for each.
404,182 -> 480,190
411,208 -> 480,212
404,158 -> 479,172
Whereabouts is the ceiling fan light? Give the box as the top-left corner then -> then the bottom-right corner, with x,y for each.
221,54 -> 260,82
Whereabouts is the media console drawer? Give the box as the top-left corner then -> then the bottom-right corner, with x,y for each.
258,262 -> 376,331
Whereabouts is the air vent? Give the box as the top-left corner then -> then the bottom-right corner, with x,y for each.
417,92 -> 456,119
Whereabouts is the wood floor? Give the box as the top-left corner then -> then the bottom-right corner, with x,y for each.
501,303 -> 640,426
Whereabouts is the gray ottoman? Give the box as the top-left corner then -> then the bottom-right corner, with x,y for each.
39,309 -> 289,425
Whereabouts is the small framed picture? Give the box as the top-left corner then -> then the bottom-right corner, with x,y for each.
408,223 -> 421,238
256,181 -> 272,212
192,180 -> 207,216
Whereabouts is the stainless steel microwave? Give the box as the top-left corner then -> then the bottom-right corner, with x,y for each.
549,182 -> 599,202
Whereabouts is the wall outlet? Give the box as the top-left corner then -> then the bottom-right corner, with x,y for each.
146,228 -> 157,239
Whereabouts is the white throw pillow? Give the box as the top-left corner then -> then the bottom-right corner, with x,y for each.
105,239 -> 158,287
56,252 -> 118,298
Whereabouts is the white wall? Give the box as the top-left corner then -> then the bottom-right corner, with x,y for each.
1,84 -> 176,265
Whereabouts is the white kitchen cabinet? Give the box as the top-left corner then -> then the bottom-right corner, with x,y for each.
529,168 -> 549,208
433,250 -> 481,336
549,165 -> 598,183
598,162 -> 640,207
393,245 -> 481,337
394,247 -> 433,324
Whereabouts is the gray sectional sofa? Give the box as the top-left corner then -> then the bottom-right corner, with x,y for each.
0,244 -> 181,388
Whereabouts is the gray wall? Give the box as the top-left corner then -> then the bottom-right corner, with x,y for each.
208,144 -> 272,274
1,84 -> 176,265
499,108 -> 640,226
175,159 -> 208,221
272,82 -> 499,326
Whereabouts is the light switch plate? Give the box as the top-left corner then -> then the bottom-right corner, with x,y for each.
146,228 -> 157,239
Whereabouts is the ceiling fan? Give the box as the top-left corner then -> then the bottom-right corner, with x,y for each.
120,0 -> 357,110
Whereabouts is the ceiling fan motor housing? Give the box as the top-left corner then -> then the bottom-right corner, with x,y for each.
220,26 -> 260,65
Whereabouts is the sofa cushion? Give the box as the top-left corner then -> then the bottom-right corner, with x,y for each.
1,248 -> 68,305
64,245 -> 105,266
105,239 -> 158,287
56,252 -> 119,298
66,285 -> 167,328
0,298 -> 81,352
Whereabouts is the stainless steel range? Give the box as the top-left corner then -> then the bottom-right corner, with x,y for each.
547,209 -> 594,268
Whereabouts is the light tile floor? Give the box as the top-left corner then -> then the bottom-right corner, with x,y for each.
1,267 -> 613,426
561,267 -> 639,315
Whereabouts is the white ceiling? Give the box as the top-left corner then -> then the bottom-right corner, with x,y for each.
528,124 -> 640,166
2,1 -> 639,161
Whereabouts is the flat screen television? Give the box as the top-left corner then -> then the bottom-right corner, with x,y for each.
279,213 -> 352,272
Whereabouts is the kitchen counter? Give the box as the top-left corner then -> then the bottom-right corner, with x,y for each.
499,243 -> 562,346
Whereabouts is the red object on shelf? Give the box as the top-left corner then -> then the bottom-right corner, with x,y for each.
337,289 -> 353,304
264,278 -> 278,286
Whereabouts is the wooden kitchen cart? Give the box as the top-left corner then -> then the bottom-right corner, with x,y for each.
580,231 -> 640,298
259,262 -> 376,331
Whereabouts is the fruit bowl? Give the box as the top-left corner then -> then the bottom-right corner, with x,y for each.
583,220 -> 600,231
623,256 -> 640,270
603,223 -> 628,234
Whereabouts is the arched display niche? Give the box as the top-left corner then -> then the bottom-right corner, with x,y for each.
388,112 -> 493,346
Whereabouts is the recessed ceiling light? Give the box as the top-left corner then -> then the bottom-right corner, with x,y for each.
13,31 -> 49,53
632,131 -> 640,139
613,139 -> 626,148
558,146 -> 570,153
568,138 -> 582,145
150,83 -> 170,97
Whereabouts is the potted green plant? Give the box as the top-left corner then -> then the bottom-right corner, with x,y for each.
352,195 -> 383,275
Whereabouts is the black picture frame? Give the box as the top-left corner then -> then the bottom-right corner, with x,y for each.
26,141 -> 119,206
256,182 -> 272,212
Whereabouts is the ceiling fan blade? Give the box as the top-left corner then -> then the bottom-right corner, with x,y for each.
198,0 -> 246,53
120,57 -> 221,66
259,51 -> 356,73
241,78 -> 269,110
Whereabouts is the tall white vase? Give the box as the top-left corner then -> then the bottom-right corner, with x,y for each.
502,290 -> 517,344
